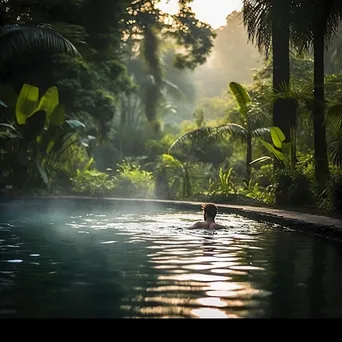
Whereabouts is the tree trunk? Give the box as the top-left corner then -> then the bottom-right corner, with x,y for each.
245,133 -> 252,182
272,1 -> 294,171
272,2 -> 291,141
313,27 -> 330,193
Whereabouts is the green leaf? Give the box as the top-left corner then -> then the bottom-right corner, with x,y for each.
0,123 -> 16,131
250,156 -> 272,165
80,135 -> 96,147
50,104 -> 65,125
37,86 -> 59,117
168,128 -> 210,152
270,126 -> 286,148
0,25 -> 81,72
169,124 -> 247,153
251,127 -> 270,138
328,135 -> 342,167
66,119 -> 85,129
46,140 -> 55,154
229,81 -> 251,118
83,157 -> 94,172
162,153 -> 175,164
35,159 -> 48,185
282,142 -> 292,157
327,104 -> 342,133
260,139 -> 285,161
214,123 -> 248,140
16,84 -> 39,125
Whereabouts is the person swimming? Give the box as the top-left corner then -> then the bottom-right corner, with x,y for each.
189,203 -> 226,229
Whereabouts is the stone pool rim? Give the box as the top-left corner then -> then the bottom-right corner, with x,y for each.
1,195 -> 342,241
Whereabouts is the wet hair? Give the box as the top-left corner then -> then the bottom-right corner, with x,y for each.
201,203 -> 218,219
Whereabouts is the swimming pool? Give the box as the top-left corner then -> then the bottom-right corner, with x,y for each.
1,198 -> 342,318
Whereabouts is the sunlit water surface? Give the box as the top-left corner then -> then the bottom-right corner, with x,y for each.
1,199 -> 342,318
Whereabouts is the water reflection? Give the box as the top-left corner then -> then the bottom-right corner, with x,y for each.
0,199 -> 342,318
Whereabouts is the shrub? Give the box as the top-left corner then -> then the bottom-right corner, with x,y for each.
288,172 -> 314,207
51,144 -> 89,190
273,169 -> 293,205
324,170 -> 342,212
71,169 -> 116,196
114,160 -> 154,198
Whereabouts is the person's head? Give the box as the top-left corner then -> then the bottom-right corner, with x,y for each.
201,203 -> 218,221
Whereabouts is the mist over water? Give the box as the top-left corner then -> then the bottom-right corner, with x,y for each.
1,199 -> 342,318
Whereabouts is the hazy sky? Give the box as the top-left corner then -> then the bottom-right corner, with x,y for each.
158,0 -> 243,28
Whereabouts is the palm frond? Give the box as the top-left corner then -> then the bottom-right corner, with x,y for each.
251,127 -> 270,138
326,103 -> 342,132
213,123 -> 248,141
48,23 -> 88,46
0,24 -> 80,71
292,0 -> 342,51
168,126 -> 219,153
242,0 -> 272,56
247,109 -> 270,130
328,133 -> 342,167
168,123 -> 248,153
318,0 -> 342,47
272,79 -> 313,102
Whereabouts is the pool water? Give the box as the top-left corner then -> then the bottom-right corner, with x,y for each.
1,198 -> 342,318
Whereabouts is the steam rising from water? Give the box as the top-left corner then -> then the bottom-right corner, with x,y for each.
1,199 -> 342,318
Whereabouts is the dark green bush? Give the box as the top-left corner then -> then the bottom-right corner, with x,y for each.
273,169 -> 293,206
71,169 -> 116,196
327,172 -> 342,212
288,172 -> 314,207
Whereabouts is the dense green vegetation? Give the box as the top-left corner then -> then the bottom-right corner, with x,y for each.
1,1 -> 342,214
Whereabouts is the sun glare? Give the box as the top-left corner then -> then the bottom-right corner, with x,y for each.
157,0 -> 242,29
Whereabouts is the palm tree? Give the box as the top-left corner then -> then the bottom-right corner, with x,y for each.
0,24 -> 80,76
242,0 -> 293,145
292,0 -> 342,192
326,102 -> 342,167
169,82 -> 269,182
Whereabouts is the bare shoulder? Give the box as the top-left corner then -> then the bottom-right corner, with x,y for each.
189,221 -> 206,229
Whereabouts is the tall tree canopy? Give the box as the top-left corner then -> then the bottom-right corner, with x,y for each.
0,0 -> 216,135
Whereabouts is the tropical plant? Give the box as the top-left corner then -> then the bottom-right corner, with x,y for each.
114,159 -> 155,198
0,83 -> 88,188
208,167 -> 237,196
152,153 -> 192,200
0,24 -> 80,79
326,102 -> 342,167
169,82 -> 269,182
291,0 -> 342,191
252,127 -> 294,171
242,0 -> 293,143
70,157 -> 117,196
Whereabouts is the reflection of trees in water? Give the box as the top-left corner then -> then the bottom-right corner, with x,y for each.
308,238 -> 342,318
327,244 -> 342,316
3,200 -> 342,318
307,236 -> 327,318
268,232 -> 342,318
236,230 -> 342,318
270,232 -> 297,318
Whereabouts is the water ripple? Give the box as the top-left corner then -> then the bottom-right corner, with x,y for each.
1,199 -> 342,318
